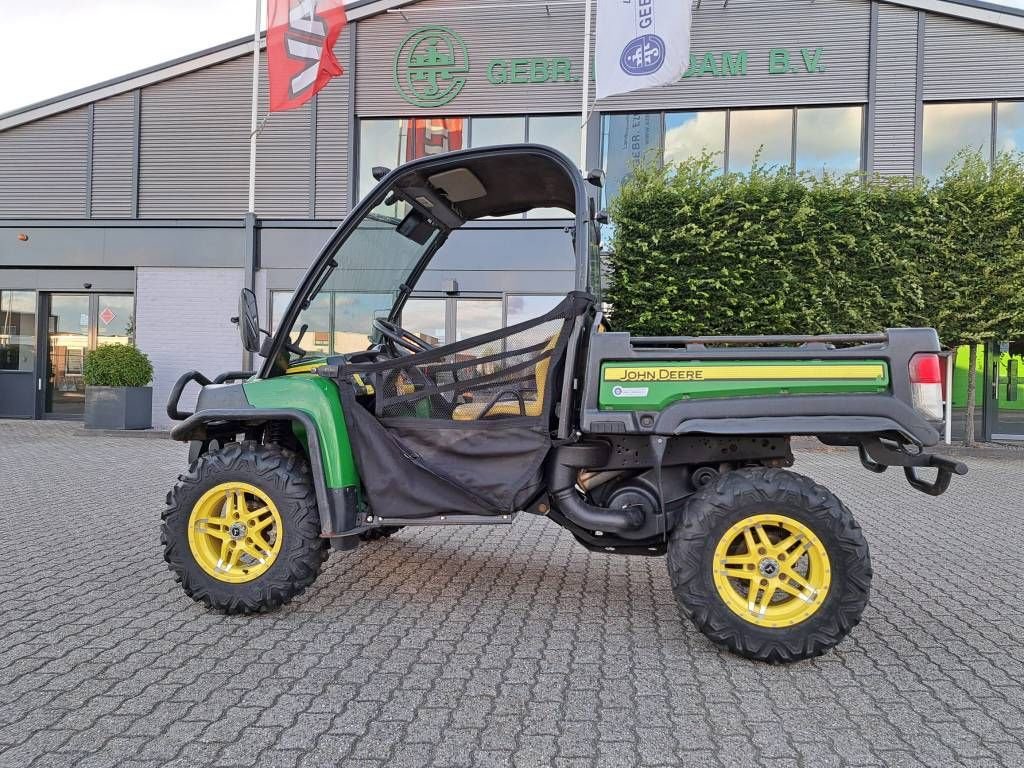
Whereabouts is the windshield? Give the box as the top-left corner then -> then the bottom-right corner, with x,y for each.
281,197 -> 441,357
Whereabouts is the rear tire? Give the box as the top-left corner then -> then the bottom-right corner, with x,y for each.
162,441 -> 328,613
667,467 -> 871,662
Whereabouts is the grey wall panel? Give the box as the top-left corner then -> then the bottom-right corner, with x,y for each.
871,4 -> 920,177
0,108 -> 89,218
0,268 -> 135,292
255,58 -> 314,218
923,14 -> 1024,100
90,92 -> 135,218
0,224 -> 245,268
601,0 -> 871,112
315,27 -> 353,219
356,0 -> 596,116
0,372 -> 35,418
138,56 -> 251,218
139,53 -> 314,219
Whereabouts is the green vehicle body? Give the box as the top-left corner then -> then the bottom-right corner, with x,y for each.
162,143 -> 970,662
597,359 -> 891,411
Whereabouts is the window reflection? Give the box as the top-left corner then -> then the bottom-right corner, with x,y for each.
729,109 -> 792,172
602,113 -> 664,205
272,291 -> 392,356
402,298 -> 446,346
506,295 -> 562,327
96,295 -> 134,346
997,101 -> 1024,155
334,293 -> 392,354
470,116 -> 526,147
922,102 -> 991,180
796,106 -> 863,177
664,111 -> 725,171
528,115 -> 579,218
358,117 -> 466,199
0,289 -> 36,371
528,115 -> 579,163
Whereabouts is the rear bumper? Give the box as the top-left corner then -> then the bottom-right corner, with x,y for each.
857,436 -> 968,496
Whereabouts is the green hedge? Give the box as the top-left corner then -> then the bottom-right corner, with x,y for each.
83,343 -> 153,388
606,151 -> 1024,346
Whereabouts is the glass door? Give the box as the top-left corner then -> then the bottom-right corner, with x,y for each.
45,294 -> 91,417
986,341 -> 1024,441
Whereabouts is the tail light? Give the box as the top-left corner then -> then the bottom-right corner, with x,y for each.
909,353 -> 944,420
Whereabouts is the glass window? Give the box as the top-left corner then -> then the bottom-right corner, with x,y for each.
795,106 -> 863,177
358,117 -> 467,200
272,291 -> 332,355
664,111 -> 726,171
402,298 -> 446,346
527,115 -> 580,164
470,116 -> 526,147
0,289 -> 36,371
997,101 -> 1024,155
602,113 -> 664,204
455,299 -> 503,341
96,295 -> 134,346
506,295 -> 562,326
333,293 -> 392,355
528,115 -> 579,218
922,102 -> 991,180
728,109 -> 793,173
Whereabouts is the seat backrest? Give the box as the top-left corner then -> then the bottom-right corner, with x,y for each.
529,332 -> 560,414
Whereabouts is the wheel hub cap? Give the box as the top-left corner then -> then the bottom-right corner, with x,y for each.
186,481 -> 283,584
712,513 -> 831,628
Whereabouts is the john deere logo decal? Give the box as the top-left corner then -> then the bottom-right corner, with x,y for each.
393,26 -> 469,108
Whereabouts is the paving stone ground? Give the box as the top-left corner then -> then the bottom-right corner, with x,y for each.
1,420 -> 1023,768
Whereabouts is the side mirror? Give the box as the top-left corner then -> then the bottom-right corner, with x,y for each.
595,210 -> 610,225
237,288 -> 261,353
586,169 -> 605,188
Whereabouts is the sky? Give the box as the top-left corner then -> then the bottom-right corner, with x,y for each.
2,0 -> 1024,115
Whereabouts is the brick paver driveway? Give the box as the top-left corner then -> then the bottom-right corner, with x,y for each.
2,421 -> 1023,768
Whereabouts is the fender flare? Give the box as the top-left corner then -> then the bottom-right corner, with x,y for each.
170,408 -> 337,535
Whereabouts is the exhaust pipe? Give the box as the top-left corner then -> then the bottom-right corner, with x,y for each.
546,459 -> 645,533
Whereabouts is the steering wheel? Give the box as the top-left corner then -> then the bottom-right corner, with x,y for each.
373,318 -> 436,355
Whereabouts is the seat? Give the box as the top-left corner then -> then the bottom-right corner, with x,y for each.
451,333 -> 557,420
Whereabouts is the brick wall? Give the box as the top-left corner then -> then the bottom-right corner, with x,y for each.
135,267 -> 244,428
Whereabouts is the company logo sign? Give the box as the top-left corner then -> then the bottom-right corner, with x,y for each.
393,26 -> 470,108
620,33 -> 666,77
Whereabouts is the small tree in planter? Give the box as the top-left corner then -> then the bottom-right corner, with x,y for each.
83,343 -> 154,430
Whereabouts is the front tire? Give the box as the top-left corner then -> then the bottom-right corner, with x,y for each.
667,468 -> 871,662
162,441 -> 328,613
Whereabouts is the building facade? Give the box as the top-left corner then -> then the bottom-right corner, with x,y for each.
1,0 -> 1023,434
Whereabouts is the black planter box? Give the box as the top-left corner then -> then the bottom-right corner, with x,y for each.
84,386 -> 153,430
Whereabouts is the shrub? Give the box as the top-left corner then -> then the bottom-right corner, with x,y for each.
83,343 -> 153,388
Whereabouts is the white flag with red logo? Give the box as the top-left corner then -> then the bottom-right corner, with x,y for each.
595,0 -> 693,100
268,0 -> 348,112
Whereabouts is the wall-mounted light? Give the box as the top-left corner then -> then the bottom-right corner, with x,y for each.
17,233 -> 28,241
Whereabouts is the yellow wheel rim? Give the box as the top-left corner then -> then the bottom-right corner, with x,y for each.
187,482 -> 283,584
712,513 -> 831,628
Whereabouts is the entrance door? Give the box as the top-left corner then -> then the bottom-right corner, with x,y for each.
45,294 -> 91,417
984,341 -> 1024,441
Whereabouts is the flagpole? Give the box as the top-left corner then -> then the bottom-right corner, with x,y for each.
248,0 -> 263,214
580,0 -> 593,170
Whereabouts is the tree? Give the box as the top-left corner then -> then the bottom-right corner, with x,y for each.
923,150 -> 1024,445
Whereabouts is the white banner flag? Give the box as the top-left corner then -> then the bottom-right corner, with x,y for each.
595,0 -> 693,101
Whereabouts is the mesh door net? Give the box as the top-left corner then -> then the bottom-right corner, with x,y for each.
333,292 -> 593,519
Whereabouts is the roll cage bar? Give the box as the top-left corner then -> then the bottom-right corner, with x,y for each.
258,144 -> 596,380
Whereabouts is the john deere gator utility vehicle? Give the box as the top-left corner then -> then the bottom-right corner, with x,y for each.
164,144 -> 966,662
